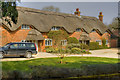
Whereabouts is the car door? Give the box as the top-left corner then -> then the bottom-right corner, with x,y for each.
17,43 -> 27,55
7,43 -> 18,56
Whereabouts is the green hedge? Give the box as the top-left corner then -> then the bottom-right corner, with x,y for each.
2,64 -> 119,79
89,42 -> 109,50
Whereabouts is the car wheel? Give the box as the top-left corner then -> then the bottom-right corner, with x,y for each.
25,52 -> 32,58
0,52 -> 4,59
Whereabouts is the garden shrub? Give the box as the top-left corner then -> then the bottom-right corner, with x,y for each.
71,48 -> 81,54
45,47 -> 58,53
66,43 -> 81,49
80,43 -> 89,50
2,64 -> 119,79
89,42 -> 109,50
67,37 -> 79,44
102,38 -> 106,46
89,42 -> 101,50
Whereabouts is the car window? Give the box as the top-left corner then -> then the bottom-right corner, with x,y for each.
26,43 -> 35,48
18,44 -> 26,48
10,44 -> 18,49
3,44 -> 10,48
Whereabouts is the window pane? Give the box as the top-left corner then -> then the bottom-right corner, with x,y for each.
19,44 -> 26,48
10,44 -> 18,49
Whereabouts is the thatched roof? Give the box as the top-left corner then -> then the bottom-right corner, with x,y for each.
2,6 -> 110,34
26,29 -> 44,40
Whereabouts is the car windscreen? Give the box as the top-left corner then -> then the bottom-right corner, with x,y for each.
3,43 -> 10,48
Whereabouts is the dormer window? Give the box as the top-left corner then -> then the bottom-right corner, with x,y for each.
76,28 -> 81,32
51,27 -> 60,31
105,31 -> 108,33
21,25 -> 30,29
91,29 -> 96,32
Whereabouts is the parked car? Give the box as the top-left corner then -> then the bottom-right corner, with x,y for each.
0,42 -> 37,58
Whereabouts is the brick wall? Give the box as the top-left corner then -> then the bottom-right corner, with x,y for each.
89,31 -> 102,42
1,26 -> 31,46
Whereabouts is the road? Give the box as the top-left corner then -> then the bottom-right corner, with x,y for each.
1,48 -> 119,61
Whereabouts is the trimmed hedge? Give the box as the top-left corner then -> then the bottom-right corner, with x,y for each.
2,64 -> 119,79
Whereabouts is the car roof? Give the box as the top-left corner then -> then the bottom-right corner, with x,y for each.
8,42 -> 35,44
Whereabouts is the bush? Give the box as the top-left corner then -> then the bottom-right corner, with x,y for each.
89,42 -> 109,50
66,43 -> 81,49
102,38 -> 106,46
80,43 -> 89,50
45,47 -> 58,53
67,37 -> 79,44
89,42 -> 101,50
71,48 -> 81,54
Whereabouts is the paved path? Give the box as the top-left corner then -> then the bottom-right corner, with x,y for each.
1,48 -> 119,61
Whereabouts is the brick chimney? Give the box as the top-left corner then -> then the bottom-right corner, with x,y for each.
98,12 -> 103,22
74,8 -> 80,16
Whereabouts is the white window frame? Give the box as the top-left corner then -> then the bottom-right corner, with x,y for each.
45,39 -> 52,46
51,27 -> 60,31
21,25 -> 30,29
61,40 -> 67,46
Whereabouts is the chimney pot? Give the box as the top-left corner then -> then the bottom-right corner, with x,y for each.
98,12 -> 103,22
74,8 -> 80,16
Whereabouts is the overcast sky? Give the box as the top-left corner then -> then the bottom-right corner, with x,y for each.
17,2 -> 118,25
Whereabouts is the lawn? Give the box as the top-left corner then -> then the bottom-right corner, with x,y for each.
2,57 -> 119,72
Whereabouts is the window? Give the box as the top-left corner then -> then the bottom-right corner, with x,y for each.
96,40 -> 102,45
91,29 -> 96,32
76,28 -> 81,32
61,40 -> 67,46
26,43 -> 35,48
21,25 -> 30,29
45,39 -> 52,46
18,44 -> 26,48
106,40 -> 108,45
51,27 -> 60,31
10,44 -> 18,49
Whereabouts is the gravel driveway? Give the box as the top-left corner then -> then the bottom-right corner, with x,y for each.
1,48 -> 119,61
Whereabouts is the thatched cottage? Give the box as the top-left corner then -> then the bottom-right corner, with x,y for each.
0,7 -> 112,52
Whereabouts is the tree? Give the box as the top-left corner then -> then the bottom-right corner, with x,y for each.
47,30 -> 69,64
47,30 -> 69,48
1,1 -> 19,25
42,6 -> 60,12
108,17 -> 119,30
67,37 -> 79,44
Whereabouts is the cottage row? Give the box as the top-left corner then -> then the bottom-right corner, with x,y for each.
0,7 -> 112,52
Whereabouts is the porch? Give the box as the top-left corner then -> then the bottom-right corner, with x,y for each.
25,29 -> 45,52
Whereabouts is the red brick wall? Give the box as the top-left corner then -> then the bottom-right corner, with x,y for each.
1,26 -> 31,46
69,32 -> 82,39
89,31 -> 102,42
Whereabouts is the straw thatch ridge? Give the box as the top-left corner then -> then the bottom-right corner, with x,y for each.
2,6 -> 110,34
